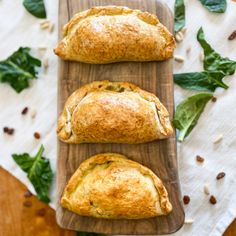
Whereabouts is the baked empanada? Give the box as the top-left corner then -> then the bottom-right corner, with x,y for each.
61,153 -> 172,219
54,6 -> 175,64
57,81 -> 173,144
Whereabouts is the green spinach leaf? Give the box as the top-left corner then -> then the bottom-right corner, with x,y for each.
174,0 -> 185,33
173,93 -> 213,142
199,0 -> 226,13
174,71 -> 227,92
197,27 -> 236,75
12,145 -> 53,203
0,47 -> 41,93
23,0 -> 46,19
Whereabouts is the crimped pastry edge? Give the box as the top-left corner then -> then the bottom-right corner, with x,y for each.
62,5 -> 160,37
57,80 -> 173,143
54,5 -> 176,63
61,153 -> 173,218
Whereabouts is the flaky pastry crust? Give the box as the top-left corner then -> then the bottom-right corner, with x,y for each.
57,80 -> 173,144
54,6 -> 175,64
61,153 -> 172,219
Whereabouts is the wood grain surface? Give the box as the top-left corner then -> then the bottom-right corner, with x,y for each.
56,0 -> 184,234
0,167 -> 74,236
5,165 -> 236,236
0,166 -> 235,235
224,219 -> 236,236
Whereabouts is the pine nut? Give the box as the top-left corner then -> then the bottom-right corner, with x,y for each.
174,55 -> 185,63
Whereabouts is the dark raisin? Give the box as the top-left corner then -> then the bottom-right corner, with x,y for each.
209,195 -> 217,205
196,155 -> 204,163
3,127 -> 9,133
183,195 -> 190,205
34,132 -> 41,139
216,172 -> 225,180
3,127 -> 15,135
21,107 -> 29,115
7,128 -> 14,135
228,30 -> 236,40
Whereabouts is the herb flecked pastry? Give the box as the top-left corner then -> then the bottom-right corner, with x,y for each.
54,6 -> 175,64
61,153 -> 172,219
57,81 -> 173,144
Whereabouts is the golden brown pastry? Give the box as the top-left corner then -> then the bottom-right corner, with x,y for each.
54,5 -> 175,64
57,81 -> 173,144
61,153 -> 172,219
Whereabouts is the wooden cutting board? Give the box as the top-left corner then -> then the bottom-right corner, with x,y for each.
56,0 -> 185,234
2,168 -> 236,236
0,167 -> 74,236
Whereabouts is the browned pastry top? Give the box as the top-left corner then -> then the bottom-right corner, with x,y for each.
61,153 -> 172,219
57,80 -> 173,144
54,6 -> 175,63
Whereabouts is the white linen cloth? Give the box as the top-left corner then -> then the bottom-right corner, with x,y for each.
0,0 -> 235,235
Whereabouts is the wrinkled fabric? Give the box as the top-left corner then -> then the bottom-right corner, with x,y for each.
0,0 -> 235,235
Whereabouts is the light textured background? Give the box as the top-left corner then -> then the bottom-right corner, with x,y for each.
0,0 -> 235,235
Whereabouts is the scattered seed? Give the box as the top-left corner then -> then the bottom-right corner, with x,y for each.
34,132 -> 41,139
38,46 -> 47,51
3,127 -> 9,133
211,96 -> 217,102
40,20 -> 54,33
209,195 -> 217,205
180,27 -> 187,34
21,107 -> 29,115
8,128 -> 15,135
199,51 -> 204,62
36,208 -> 46,217
31,110 -> 37,119
204,184 -> 210,195
228,30 -> 236,40
183,195 -> 190,205
196,155 -> 204,163
3,127 -> 14,135
24,190 -> 33,198
175,31 -> 184,43
216,172 -> 225,180
40,20 -> 50,26
40,22 -> 50,29
23,200 -> 32,207
213,134 -> 223,144
49,23 -> 54,33
185,219 -> 194,224
186,46 -> 191,54
43,58 -> 49,70
174,55 -> 185,63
